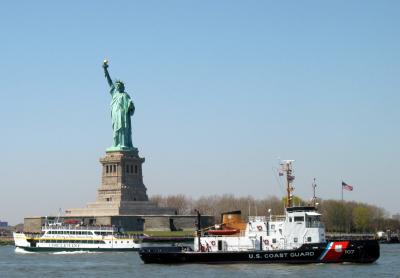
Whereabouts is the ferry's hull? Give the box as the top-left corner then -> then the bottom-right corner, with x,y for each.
139,240 -> 379,264
16,246 -> 139,252
13,231 -> 140,252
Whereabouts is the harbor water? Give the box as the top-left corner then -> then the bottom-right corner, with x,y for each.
0,244 -> 399,278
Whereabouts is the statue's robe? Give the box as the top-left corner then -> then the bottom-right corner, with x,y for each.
110,85 -> 135,148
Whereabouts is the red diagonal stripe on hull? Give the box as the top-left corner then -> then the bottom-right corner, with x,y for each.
323,241 -> 349,262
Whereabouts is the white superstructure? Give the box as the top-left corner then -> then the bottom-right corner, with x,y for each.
194,160 -> 325,253
195,206 -> 325,252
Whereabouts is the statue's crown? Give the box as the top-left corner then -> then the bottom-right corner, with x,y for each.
115,79 -> 124,85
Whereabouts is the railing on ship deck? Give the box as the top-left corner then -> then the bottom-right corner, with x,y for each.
248,215 -> 286,222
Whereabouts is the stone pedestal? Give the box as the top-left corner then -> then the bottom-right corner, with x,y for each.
97,150 -> 148,202
66,150 -> 175,216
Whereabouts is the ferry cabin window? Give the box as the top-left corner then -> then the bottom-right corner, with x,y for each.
270,224 -> 275,229
307,237 -> 312,242
294,216 -> 304,222
289,217 -> 292,222
272,238 -> 277,244
294,237 -> 298,243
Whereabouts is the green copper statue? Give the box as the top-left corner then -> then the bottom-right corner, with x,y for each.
102,60 -> 136,152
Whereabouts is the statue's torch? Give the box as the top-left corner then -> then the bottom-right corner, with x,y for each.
103,59 -> 109,68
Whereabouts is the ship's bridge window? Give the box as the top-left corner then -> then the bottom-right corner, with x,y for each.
294,216 -> 304,222
306,215 -> 321,228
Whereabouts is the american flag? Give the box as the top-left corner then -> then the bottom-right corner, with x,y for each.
342,181 -> 353,191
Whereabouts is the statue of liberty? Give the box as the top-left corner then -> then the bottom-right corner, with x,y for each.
102,60 -> 136,151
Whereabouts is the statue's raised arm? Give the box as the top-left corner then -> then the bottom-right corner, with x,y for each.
103,59 -> 113,87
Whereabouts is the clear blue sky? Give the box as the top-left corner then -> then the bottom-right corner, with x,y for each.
0,1 -> 399,224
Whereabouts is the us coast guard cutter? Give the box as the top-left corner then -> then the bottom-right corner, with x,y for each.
139,160 -> 380,264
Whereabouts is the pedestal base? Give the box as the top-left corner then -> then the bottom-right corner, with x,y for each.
66,149 -> 175,217
66,201 -> 176,216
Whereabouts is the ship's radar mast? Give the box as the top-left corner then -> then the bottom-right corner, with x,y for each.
280,160 -> 295,208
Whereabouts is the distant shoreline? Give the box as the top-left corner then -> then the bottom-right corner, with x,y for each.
0,237 -> 13,246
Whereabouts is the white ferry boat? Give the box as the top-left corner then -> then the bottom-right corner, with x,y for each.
139,161 -> 380,264
13,221 -> 141,252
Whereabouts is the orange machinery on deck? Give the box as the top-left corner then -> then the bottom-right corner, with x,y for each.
207,211 -> 246,235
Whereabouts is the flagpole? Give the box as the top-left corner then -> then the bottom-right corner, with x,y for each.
341,181 -> 343,202
341,181 -> 343,235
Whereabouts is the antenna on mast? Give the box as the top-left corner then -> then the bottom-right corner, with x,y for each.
312,178 -> 317,207
56,208 -> 62,225
280,160 -> 295,208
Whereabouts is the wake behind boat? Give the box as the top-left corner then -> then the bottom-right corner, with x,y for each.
13,220 -> 140,252
139,160 -> 380,264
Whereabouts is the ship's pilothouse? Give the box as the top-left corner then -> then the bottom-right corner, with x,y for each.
195,160 -> 326,252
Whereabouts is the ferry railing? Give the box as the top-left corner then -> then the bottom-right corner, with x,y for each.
24,232 -> 141,240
